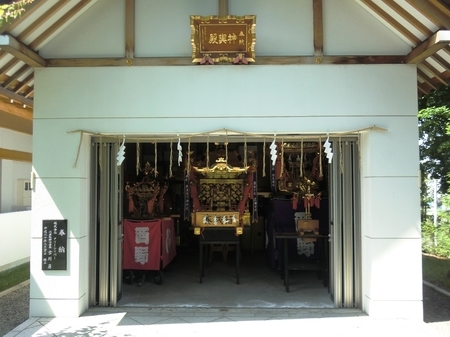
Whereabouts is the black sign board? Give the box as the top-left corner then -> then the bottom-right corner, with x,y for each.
42,220 -> 67,270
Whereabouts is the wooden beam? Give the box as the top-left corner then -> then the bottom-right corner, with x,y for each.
430,53 -> 450,76
29,0 -> 93,50
420,61 -> 448,85
0,34 -> 46,67
0,0 -> 47,62
46,55 -> 405,67
381,0 -> 433,37
417,68 -> 438,90
125,0 -> 135,60
418,83 -> 429,95
14,73 -> 34,94
2,64 -> 30,89
407,0 -> 450,29
0,86 -> 34,107
0,100 -> 33,120
18,0 -> 71,42
24,88 -> 34,99
0,148 -> 32,162
219,0 -> 228,16
313,0 -> 323,57
406,30 -> 450,64
0,58 -> 20,75
361,0 -> 420,45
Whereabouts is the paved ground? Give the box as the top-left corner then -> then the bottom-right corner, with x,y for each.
423,282 -> 450,337
1,281 -> 449,337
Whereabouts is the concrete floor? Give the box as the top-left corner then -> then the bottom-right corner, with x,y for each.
118,247 -> 334,309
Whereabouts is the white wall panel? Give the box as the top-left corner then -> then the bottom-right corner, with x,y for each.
29,238 -> 88,317
29,237 -> 86,299
1,160 -> 32,212
0,211 -> 30,271
39,0 -> 125,58
32,126 -> 89,179
0,128 -> 32,152
33,116 -> 406,139
30,178 -> 89,239
135,0 -> 218,57
363,238 -> 422,301
362,177 -> 421,238
34,65 -> 417,120
324,0 -> 410,55
361,118 -> 419,178
230,0 -> 313,56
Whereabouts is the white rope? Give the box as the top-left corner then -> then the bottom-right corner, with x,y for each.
68,125 -> 386,143
66,126 -> 385,172
154,141 -> 157,177
99,136 -> 103,172
136,141 -> 140,176
262,137 -> 266,177
207,134 -> 210,167
280,139 -> 284,178
244,135 -> 247,167
72,131 -> 84,168
225,130 -> 228,164
319,136 -> 323,178
300,138 -> 303,177
169,140 -> 173,178
188,137 -> 191,172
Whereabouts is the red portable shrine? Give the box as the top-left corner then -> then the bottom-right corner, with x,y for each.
123,218 -> 176,284
123,162 -> 176,284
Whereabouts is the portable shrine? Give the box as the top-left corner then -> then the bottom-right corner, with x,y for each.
187,147 -> 257,236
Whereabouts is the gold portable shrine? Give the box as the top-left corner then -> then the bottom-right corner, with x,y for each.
189,149 -> 255,235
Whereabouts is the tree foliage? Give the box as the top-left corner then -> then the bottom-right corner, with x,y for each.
419,85 -> 450,195
0,0 -> 34,26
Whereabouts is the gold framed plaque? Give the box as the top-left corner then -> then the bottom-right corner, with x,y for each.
190,15 -> 256,63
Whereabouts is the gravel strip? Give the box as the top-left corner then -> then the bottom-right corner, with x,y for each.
0,282 -> 29,337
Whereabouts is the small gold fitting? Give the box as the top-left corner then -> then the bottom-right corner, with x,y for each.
235,227 -> 243,235
126,58 -> 133,66
315,57 -> 323,64
194,227 -> 201,235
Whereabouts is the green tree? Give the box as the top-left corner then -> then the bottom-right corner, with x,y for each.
418,85 -> 450,221
0,0 -> 34,26
419,85 -> 450,195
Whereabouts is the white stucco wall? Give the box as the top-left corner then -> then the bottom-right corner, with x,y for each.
0,211 -> 31,271
0,128 -> 32,213
30,0 -> 420,319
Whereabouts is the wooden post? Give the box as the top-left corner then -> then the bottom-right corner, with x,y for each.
313,0 -> 323,59
125,0 -> 135,61
219,0 -> 228,16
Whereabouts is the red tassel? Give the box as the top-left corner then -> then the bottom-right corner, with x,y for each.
128,198 -> 134,213
315,196 -> 321,209
147,198 -> 156,215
